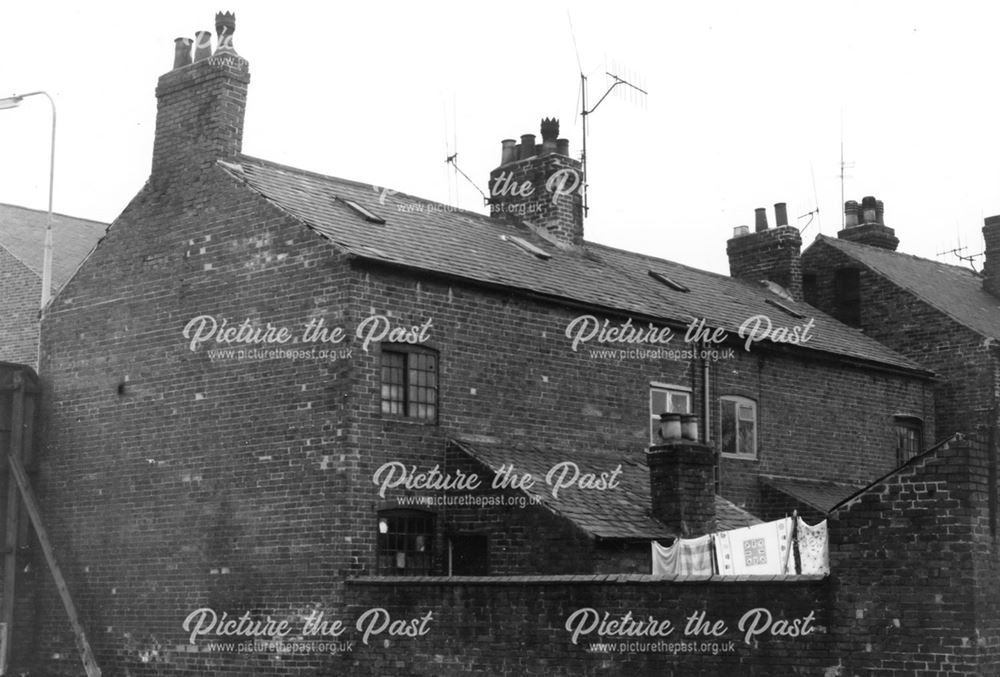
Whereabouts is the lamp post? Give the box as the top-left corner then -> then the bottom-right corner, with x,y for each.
0,91 -> 56,310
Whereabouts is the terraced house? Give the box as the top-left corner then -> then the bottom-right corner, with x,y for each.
5,12 -> 964,677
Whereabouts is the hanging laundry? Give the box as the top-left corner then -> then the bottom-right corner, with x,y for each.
713,517 -> 792,575
651,534 -> 713,575
796,517 -> 829,575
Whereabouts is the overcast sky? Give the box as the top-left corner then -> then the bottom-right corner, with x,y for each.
3,1 -> 999,276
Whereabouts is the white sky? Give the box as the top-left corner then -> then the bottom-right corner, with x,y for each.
3,1 -> 1000,276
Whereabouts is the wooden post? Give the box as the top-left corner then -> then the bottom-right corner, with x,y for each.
4,374 -> 101,677
0,372 -> 23,676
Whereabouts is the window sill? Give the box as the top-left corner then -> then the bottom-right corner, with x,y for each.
719,452 -> 757,461
381,414 -> 439,426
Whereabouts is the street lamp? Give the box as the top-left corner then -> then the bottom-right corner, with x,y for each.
0,91 -> 56,310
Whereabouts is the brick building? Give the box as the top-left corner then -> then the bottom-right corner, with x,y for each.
799,196 -> 1000,443
12,13 -> 951,676
0,203 -> 106,365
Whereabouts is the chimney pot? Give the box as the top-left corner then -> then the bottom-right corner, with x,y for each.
500,139 -> 516,165
519,134 -> 536,160
194,31 -> 213,61
861,195 -> 878,224
733,225 -> 750,238
173,37 -> 193,69
556,138 -> 570,156
754,207 -> 769,232
875,199 -> 885,225
215,11 -> 238,55
774,202 -> 788,228
844,200 -> 859,227
658,413 -> 683,442
540,118 -> 559,142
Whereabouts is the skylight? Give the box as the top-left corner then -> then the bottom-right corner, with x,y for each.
648,270 -> 690,292
502,235 -> 551,260
339,198 -> 386,224
765,298 -> 805,319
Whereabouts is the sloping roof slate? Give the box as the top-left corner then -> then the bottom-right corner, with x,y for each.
760,474 -> 865,514
0,203 -> 107,289
218,157 -> 928,374
810,235 -> 1000,340
451,437 -> 760,540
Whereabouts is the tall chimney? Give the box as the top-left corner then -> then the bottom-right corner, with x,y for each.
151,12 -> 250,183
837,195 -> 899,250
727,205 -> 803,300
982,216 -> 1000,298
774,202 -> 788,227
489,118 -> 584,247
754,207 -> 768,232
647,440 -> 717,537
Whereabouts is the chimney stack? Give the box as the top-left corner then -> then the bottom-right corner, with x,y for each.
489,118 -> 584,247
647,434 -> 717,538
727,204 -> 803,300
837,195 -> 899,250
982,216 -> 1000,297
151,12 -> 250,183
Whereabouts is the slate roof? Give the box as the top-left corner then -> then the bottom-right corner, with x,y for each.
809,235 -> 1000,340
450,437 -> 761,540
218,156 -> 928,375
0,203 -> 107,290
760,474 -> 865,514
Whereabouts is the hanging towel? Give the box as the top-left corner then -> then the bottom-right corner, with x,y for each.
712,517 -> 792,575
796,517 -> 829,575
651,535 -> 713,575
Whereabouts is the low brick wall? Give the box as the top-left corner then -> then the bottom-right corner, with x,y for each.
343,574 -> 832,676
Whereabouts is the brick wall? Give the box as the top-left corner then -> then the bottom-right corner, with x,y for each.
0,247 -> 40,366
829,434 -> 996,675
343,576 -> 832,676
802,240 -> 990,439
726,226 -> 803,300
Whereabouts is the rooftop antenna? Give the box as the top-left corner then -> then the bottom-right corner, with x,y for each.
442,95 -> 489,207
798,162 -> 822,235
569,11 -> 647,219
579,71 -> 647,218
937,229 -> 983,271
839,114 -> 855,230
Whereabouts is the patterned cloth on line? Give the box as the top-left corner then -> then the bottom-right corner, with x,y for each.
796,517 -> 829,575
651,534 -> 714,575
712,517 -> 792,575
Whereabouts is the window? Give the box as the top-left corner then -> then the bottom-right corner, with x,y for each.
834,268 -> 861,327
377,510 -> 435,575
380,346 -> 438,421
720,396 -> 757,459
339,198 -> 386,224
895,417 -> 923,464
648,270 -> 690,292
649,383 -> 691,443
449,533 -> 489,575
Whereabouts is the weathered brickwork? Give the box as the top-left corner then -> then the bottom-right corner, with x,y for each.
802,241 -> 991,439
344,576 -> 832,676
0,246 -> 40,365
727,226 -> 803,300
829,434 -> 997,676
20,15 -> 945,676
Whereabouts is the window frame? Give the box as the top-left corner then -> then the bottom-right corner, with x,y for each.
649,382 -> 692,444
894,415 -> 924,465
719,395 -> 758,460
376,509 -> 436,576
379,343 -> 439,424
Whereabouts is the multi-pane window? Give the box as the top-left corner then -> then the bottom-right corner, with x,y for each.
380,346 -> 438,421
377,510 -> 434,575
720,396 -> 757,458
895,417 -> 923,464
649,383 -> 691,443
